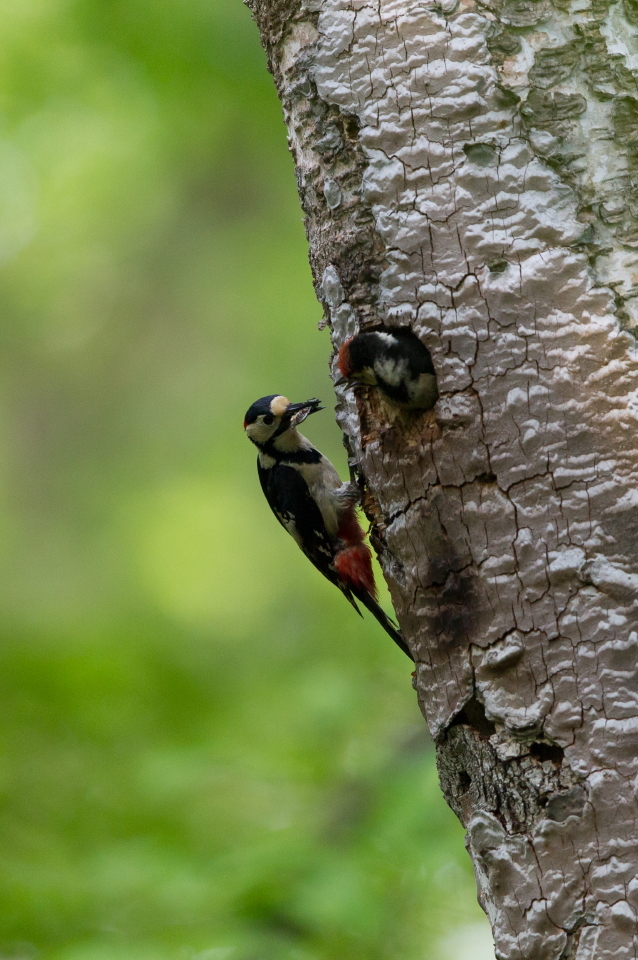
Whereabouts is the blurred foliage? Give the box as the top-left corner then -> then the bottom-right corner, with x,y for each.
0,1 -> 493,958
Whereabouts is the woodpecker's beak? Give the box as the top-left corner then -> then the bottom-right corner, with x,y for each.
333,376 -> 349,387
285,398 -> 324,428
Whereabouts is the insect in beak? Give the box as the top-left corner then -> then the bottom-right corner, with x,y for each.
286,398 -> 324,428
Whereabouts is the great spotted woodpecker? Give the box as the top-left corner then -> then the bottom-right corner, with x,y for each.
337,329 -> 438,410
244,394 -> 413,661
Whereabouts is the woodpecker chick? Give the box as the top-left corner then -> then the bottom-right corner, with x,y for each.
337,329 -> 438,410
244,394 -> 413,661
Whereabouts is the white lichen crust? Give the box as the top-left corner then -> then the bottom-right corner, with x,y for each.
246,0 -> 638,956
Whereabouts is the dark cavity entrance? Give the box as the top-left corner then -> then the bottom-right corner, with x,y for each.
450,696 -> 496,738
530,741 -> 564,765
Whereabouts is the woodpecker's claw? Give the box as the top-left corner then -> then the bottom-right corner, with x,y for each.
338,481 -> 361,506
347,457 -> 361,484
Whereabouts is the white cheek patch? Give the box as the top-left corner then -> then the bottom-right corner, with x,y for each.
247,422 -> 270,443
270,395 -> 289,416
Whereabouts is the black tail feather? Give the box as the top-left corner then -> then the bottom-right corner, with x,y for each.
351,586 -> 414,661
343,590 -> 364,619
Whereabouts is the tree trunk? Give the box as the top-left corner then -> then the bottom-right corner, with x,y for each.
245,0 -> 638,956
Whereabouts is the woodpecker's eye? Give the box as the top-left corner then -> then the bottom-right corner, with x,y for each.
262,414 -> 275,426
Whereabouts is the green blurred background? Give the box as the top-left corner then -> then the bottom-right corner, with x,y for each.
0,1 -> 493,958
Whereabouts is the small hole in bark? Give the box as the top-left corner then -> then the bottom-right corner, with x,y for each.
463,142 -> 498,167
530,741 -> 564,764
488,259 -> 509,274
475,472 -> 497,484
450,696 -> 496,738
343,114 -> 361,141
458,771 -> 472,793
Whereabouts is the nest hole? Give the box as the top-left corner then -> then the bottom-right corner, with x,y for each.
530,741 -> 564,765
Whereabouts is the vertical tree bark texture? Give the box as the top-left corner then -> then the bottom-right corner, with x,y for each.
245,0 -> 638,956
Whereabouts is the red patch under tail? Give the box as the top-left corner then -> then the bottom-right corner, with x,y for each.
334,544 -> 376,597
334,503 -> 376,597
337,502 -> 366,547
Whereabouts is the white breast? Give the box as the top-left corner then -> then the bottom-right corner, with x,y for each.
296,454 -> 344,538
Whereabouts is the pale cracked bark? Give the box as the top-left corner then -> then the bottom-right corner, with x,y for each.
245,0 -> 638,956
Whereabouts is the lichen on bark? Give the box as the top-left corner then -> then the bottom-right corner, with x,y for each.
245,0 -> 638,956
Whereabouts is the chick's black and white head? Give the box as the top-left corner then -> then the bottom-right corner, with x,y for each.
243,395 -> 323,446
337,333 -> 381,386
337,328 -> 438,409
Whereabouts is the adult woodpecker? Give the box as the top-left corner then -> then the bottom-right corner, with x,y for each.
337,329 -> 438,410
243,394 -> 413,661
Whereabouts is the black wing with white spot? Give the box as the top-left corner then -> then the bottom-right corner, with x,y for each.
256,458 -> 410,654
257,460 -> 338,584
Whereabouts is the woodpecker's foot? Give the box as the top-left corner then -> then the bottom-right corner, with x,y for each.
338,481 -> 361,506
347,458 -> 361,484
